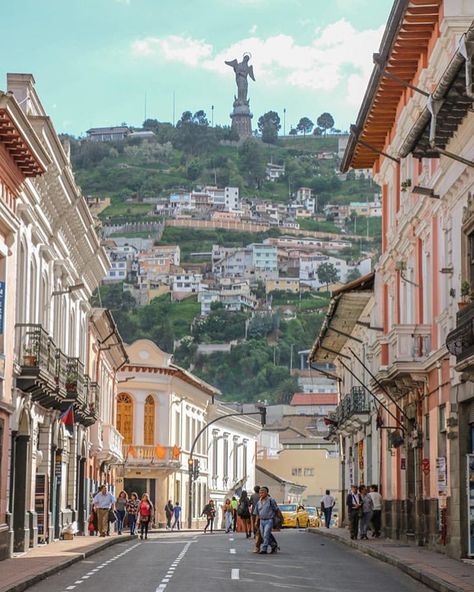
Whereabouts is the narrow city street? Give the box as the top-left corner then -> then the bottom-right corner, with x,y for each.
24,531 -> 432,592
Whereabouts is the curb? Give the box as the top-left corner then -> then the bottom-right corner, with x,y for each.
2,535 -> 137,592
308,529 -> 466,592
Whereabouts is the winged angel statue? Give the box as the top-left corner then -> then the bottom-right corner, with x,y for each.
225,53 -> 255,105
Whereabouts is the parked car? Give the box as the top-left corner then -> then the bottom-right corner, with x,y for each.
306,506 -> 320,527
278,503 -> 310,528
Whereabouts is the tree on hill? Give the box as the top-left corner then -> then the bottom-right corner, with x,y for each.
346,268 -> 362,283
317,262 -> 339,291
313,126 -> 323,136
238,138 -> 266,188
316,112 -> 335,135
296,117 -> 314,136
257,111 -> 281,144
175,110 -> 216,155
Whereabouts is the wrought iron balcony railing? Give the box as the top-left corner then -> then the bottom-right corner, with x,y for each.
65,357 -> 87,406
446,301 -> 474,364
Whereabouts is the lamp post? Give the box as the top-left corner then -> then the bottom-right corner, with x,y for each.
186,407 -> 267,529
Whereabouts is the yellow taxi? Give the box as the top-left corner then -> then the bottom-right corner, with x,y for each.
278,503 -> 310,528
306,506 -> 321,527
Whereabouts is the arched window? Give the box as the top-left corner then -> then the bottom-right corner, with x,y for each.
144,395 -> 155,446
117,393 -> 133,445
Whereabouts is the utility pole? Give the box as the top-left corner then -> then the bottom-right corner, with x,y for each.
290,343 -> 294,373
283,108 -> 286,136
173,91 -> 176,126
211,105 -> 214,127
186,408 -> 267,528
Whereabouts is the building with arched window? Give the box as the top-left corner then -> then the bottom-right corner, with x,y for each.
117,339 -> 220,527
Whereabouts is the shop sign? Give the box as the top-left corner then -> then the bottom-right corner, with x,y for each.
436,456 -> 447,496
421,458 -> 430,474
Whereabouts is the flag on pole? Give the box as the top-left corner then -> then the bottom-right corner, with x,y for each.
59,405 -> 74,430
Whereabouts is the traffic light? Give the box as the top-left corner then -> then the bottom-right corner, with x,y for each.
193,458 -> 200,480
259,406 -> 267,426
188,458 -> 194,475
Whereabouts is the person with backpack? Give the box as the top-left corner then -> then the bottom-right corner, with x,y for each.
255,486 -> 281,554
164,500 -> 174,530
237,490 -> 252,538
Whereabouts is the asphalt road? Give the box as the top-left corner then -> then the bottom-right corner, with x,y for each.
26,530 -> 433,592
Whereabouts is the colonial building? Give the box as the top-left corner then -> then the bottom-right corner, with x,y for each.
7,73 -> 109,554
207,402 -> 260,527
0,87 -> 49,559
117,339 -> 220,527
340,0 -> 474,558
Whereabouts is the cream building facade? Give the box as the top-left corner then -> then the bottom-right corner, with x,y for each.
117,340 -> 219,527
6,73 -> 110,555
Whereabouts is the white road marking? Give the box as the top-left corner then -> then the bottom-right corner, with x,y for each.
229,537 -> 234,541
66,587 -> 76,590
231,569 -> 240,580
73,581 -> 83,584
155,539 -> 193,591
230,548 -> 236,554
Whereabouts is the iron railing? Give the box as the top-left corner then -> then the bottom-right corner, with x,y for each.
446,301 -> 474,362
65,357 -> 87,406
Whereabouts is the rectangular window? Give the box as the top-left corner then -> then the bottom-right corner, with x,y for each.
303,468 -> 315,477
233,440 -> 238,480
223,438 -> 229,480
212,433 -> 218,478
439,405 -> 446,433
175,411 -> 181,444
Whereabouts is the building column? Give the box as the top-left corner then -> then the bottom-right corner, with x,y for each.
13,435 -> 30,553
155,475 -> 167,527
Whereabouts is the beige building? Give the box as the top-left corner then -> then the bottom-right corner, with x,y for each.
117,339 -> 220,527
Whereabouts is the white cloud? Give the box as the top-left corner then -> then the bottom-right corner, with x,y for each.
131,19 -> 383,104
249,24 -> 258,34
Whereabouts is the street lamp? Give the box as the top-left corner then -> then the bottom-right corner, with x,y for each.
51,283 -> 85,297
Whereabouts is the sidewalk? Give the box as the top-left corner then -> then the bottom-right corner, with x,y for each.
0,534 -> 135,592
309,527 -> 474,592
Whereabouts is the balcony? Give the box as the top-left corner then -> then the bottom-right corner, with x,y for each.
97,424 -> 124,463
334,387 -> 371,436
446,301 -> 474,375
375,324 -> 432,393
123,444 -> 181,472
65,358 -> 87,406
15,324 -> 64,408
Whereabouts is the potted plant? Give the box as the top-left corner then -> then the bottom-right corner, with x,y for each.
459,280 -> 472,309
23,333 -> 39,367
401,179 -> 411,192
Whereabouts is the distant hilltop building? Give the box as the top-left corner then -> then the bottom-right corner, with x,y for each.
86,126 -> 130,142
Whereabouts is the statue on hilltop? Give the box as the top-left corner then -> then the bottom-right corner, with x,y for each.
225,53 -> 255,106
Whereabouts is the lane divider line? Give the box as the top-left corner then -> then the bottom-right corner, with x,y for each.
154,540 -> 193,592
230,548 -> 236,554
231,569 -> 240,580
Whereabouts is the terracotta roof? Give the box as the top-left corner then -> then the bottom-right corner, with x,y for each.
290,393 -> 338,406
341,0 -> 442,172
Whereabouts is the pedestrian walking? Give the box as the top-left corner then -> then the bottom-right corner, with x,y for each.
358,485 -> 373,539
201,500 -> 216,533
238,490 -> 252,538
320,489 -> 335,528
172,501 -> 181,530
369,485 -> 383,538
230,496 -> 238,532
93,485 -> 116,537
346,484 -> 362,540
250,485 -> 260,538
223,498 -> 233,533
115,490 -> 128,535
138,493 -> 154,540
255,486 -> 281,554
165,500 -> 174,530
126,492 -> 139,535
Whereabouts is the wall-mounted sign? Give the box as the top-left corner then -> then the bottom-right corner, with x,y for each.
401,457 -> 406,470
436,456 -> 447,496
421,458 -> 430,474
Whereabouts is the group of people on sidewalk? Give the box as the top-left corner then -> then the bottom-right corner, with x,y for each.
89,485 -> 155,540
346,484 -> 383,540
201,485 -> 283,554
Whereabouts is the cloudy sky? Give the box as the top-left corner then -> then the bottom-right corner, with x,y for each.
1,0 -> 393,136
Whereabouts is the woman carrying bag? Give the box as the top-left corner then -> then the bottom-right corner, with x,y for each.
126,492 -> 139,536
138,493 -> 154,540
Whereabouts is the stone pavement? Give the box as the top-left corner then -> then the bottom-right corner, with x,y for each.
309,527 -> 474,592
0,534 -> 135,592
